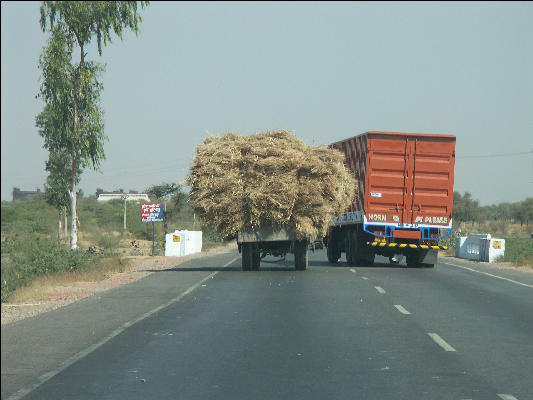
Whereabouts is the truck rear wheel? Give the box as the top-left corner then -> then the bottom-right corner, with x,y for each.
294,240 -> 308,270
327,243 -> 340,264
353,228 -> 374,266
252,248 -> 261,270
345,232 -> 355,266
242,243 -> 252,271
407,250 -> 436,268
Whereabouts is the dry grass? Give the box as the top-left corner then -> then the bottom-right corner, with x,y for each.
6,241 -> 237,305
187,130 -> 356,241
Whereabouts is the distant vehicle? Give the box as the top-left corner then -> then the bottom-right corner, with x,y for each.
313,237 -> 324,249
327,131 -> 456,268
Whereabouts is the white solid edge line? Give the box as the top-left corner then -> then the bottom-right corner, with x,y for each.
394,304 -> 411,315
374,286 -> 386,294
443,262 -> 533,289
427,332 -> 456,352
5,256 -> 241,400
497,394 -> 519,400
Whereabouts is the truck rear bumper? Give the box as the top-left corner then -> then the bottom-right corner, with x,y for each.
367,241 -> 448,251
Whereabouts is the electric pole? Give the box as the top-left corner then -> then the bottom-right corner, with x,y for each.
122,195 -> 128,232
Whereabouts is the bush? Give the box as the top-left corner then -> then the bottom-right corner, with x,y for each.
96,233 -> 121,253
1,232 -> 96,302
496,238 -> 533,267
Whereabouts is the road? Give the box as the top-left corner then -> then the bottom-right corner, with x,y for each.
2,248 -> 533,400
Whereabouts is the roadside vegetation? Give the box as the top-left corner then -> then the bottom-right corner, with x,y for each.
441,193 -> 533,268
1,194 -> 225,302
2,191 -> 531,303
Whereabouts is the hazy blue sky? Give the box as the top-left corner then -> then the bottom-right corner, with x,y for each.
2,1 -> 532,205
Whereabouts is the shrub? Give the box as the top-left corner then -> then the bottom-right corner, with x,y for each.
496,238 -> 533,268
1,232 -> 96,301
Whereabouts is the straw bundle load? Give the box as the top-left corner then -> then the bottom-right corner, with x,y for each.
187,130 -> 356,241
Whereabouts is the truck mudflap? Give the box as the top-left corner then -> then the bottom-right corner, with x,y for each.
366,241 -> 448,251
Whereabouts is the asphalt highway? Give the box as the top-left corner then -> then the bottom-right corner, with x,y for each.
2,249 -> 532,400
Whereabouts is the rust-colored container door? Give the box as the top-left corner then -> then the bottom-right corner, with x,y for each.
365,133 -> 455,227
410,138 -> 455,225
365,136 -> 409,224
403,139 -> 415,224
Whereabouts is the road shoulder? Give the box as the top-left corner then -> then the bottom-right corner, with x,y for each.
1,249 -> 239,400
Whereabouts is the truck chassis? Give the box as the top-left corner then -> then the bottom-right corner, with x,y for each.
238,226 -> 309,271
327,224 -> 445,268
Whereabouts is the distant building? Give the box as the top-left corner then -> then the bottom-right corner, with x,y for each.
95,188 -> 150,202
12,187 -> 43,201
12,187 -> 84,202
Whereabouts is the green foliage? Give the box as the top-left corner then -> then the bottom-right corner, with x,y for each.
453,192 -> 533,227
96,233 -> 121,253
496,238 -> 533,267
40,1 -> 149,57
1,199 -> 57,235
37,1 -> 149,249
1,232 -> 95,302
44,151 -> 80,213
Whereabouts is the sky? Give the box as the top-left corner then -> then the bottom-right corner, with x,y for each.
1,1 -> 532,205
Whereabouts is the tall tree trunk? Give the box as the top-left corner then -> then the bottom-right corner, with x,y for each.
70,187 -> 77,249
58,209 -> 62,240
70,158 -> 78,250
64,206 -> 68,239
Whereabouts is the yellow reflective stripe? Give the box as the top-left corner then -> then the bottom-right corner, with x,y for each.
442,246 -> 448,250
399,243 -> 407,248
420,245 -> 429,249
379,242 -> 387,247
409,244 -> 418,249
431,246 -> 440,250
389,243 -> 397,247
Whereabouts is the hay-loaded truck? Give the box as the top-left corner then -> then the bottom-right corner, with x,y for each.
327,131 -> 456,267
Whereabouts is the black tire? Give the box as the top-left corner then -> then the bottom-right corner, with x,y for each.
327,243 -> 340,264
241,243 -> 252,271
294,241 -> 308,270
406,253 -> 421,268
353,228 -> 374,266
345,234 -> 353,265
252,248 -> 261,270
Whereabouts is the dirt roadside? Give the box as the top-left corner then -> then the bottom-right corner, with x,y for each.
1,244 -> 237,326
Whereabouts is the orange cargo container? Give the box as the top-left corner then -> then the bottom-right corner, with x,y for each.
326,131 -> 456,268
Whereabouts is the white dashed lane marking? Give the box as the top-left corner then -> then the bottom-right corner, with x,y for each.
393,304 -> 411,315
374,286 -> 386,294
497,394 -> 519,400
427,332 -> 456,352
361,277 -> 369,280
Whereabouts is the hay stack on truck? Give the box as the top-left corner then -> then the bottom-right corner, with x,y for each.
326,131 -> 456,267
187,131 -> 356,272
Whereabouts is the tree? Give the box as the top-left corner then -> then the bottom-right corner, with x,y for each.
37,1 -> 148,249
522,198 -> 533,226
453,191 -> 481,225
43,151 -> 80,240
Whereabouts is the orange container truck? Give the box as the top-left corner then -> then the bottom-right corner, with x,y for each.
327,131 -> 456,267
